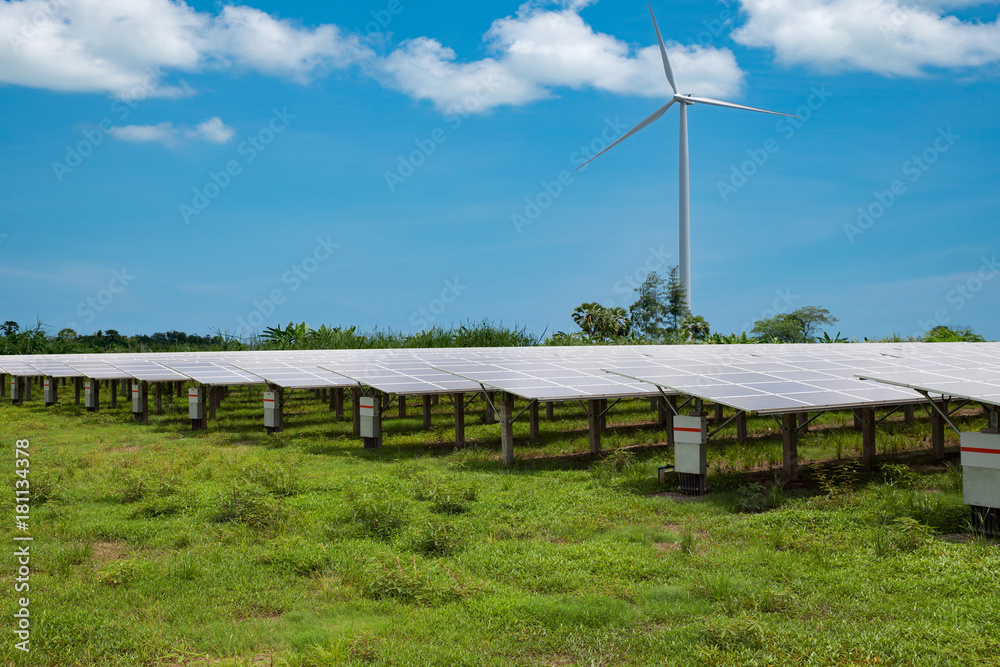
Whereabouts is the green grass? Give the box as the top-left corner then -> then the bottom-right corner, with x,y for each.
1,388 -> 998,666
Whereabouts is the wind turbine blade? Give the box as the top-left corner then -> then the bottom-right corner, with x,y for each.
648,3 -> 677,94
577,101 -> 675,170
684,95 -> 799,118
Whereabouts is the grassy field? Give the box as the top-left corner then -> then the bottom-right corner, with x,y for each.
1,389 -> 998,666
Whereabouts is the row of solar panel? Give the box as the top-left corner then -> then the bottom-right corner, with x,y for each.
3,343 -> 1000,415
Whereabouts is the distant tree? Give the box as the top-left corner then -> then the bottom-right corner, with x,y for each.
751,313 -> 809,343
664,267 -> 690,335
793,306 -> 839,341
922,325 -> 986,343
572,303 -> 631,341
751,306 -> 838,343
56,328 -> 77,341
680,315 -> 711,341
629,272 -> 669,340
1,321 -> 19,336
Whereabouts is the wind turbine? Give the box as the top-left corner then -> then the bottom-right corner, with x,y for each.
580,3 -> 796,312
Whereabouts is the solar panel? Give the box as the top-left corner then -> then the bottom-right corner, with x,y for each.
229,361 -> 356,389
22,359 -> 79,377
857,369 -> 1000,407
104,360 -> 191,382
159,362 -> 263,386
431,360 -> 658,401
317,361 -> 483,395
62,360 -> 136,380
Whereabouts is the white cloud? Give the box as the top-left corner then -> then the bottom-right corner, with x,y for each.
211,5 -> 369,82
0,0 -> 372,98
376,2 -> 745,113
108,121 -> 179,145
185,116 -> 235,143
109,117 -> 234,145
734,0 -> 1000,76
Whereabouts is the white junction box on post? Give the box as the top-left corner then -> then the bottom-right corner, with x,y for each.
10,376 -> 21,404
131,382 -> 147,422
84,380 -> 99,411
359,395 -> 381,448
961,431 -> 1000,536
43,377 -> 57,406
188,387 -> 205,429
263,391 -> 282,434
673,414 -> 707,495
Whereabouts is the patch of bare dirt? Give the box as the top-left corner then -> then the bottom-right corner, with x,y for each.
91,541 -> 128,563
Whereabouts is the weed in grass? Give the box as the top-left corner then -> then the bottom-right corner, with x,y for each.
31,471 -> 59,505
262,538 -> 331,576
349,555 -> 465,605
881,462 -> 922,489
679,527 -> 695,554
410,519 -> 465,557
211,483 -> 286,533
97,559 -> 145,587
873,517 -> 933,556
117,474 -> 147,503
413,473 -> 477,514
733,482 -> 787,513
131,495 -> 187,519
171,551 -> 201,581
347,493 -> 409,541
815,461 -> 859,501
939,462 -> 964,493
241,462 -> 302,497
874,487 -> 969,533
699,616 -> 767,653
591,449 -> 635,485
52,541 -> 91,578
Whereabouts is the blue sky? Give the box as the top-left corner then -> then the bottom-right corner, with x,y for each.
1,0 -> 998,341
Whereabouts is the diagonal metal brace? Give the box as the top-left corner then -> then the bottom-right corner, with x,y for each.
874,405 -> 901,426
511,399 -> 537,423
948,400 -> 970,416
918,390 -> 961,435
708,410 -> 745,439
657,387 -> 679,416
599,398 -> 621,418
797,410 -> 827,432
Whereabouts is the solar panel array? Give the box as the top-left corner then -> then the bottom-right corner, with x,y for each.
4,342 -> 1000,415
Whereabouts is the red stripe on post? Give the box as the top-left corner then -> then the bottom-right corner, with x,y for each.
961,446 -> 1000,454
674,427 -> 701,433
